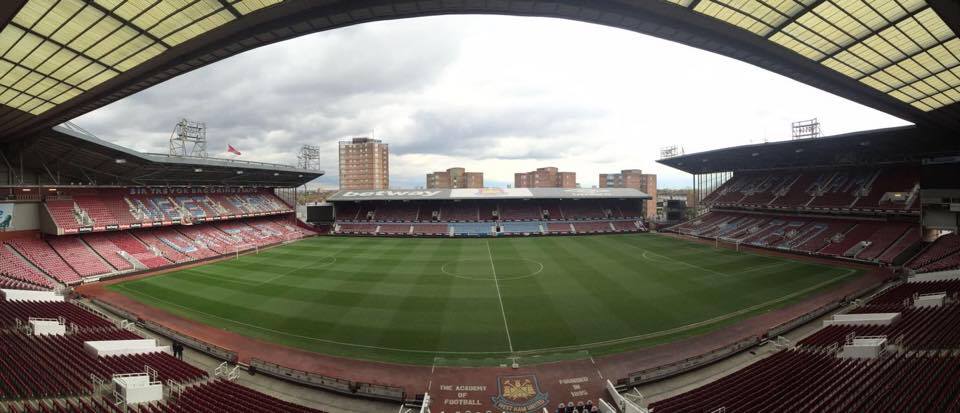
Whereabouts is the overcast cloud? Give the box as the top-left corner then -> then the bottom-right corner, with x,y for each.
74,15 -> 911,189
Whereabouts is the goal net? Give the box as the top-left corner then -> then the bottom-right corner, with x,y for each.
715,236 -> 742,252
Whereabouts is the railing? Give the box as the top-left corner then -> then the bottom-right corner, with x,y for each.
249,358 -> 405,402
140,319 -> 238,363
618,336 -> 760,387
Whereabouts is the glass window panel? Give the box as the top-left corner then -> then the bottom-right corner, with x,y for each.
910,80 -> 936,96
0,65 -> 30,89
0,88 -> 21,104
0,26 -> 24,56
58,7 -> 108,50
35,47 -> 78,77
11,1 -> 53,28
885,64 -> 916,86
911,51 -> 947,75
107,0 -> 150,21
29,101 -> 54,115
116,42 -> 164,71
50,53 -> 94,84
102,32 -> 151,69
51,86 -> 82,104
29,0 -> 85,38
64,61 -> 107,85
134,0 -> 185,32
834,48 -> 877,72
771,32 -> 827,60
234,0 -> 283,15
823,57 -> 863,78
899,84 -> 925,99
922,75 -> 948,91
7,93 -> 32,109
840,0 -> 886,32
24,76 -> 57,97
909,100 -> 932,111
78,17 -> 126,59
814,1 -> 870,41
18,39 -> 60,70
795,13 -> 852,49
914,7 -> 954,42
37,81 -> 71,102
944,88 -> 960,102
11,69 -> 44,92
870,70 -> 899,88
3,27 -> 41,62
858,75 -> 891,92
78,69 -> 117,90
920,96 -> 943,109
164,10 -> 234,46
854,37 -> 897,67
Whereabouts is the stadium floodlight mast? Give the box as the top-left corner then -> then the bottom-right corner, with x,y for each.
791,118 -> 821,140
660,145 -> 684,159
169,119 -> 209,158
297,145 -> 322,170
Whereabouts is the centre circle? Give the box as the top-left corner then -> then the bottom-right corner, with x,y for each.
440,258 -> 545,281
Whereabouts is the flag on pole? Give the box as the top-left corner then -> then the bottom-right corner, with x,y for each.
227,144 -> 241,156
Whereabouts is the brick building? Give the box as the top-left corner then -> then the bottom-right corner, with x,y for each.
514,167 -> 576,188
599,169 -> 657,220
339,137 -> 389,190
426,167 -> 484,189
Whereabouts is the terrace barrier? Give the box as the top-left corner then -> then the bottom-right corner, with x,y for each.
249,358 -> 406,402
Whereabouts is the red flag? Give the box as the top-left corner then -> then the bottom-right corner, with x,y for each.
227,144 -> 241,156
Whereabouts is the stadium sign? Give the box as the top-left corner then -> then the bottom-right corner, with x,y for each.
340,190 -> 445,198
490,375 -> 549,413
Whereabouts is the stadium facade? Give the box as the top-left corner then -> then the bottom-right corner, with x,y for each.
1,1 -> 960,412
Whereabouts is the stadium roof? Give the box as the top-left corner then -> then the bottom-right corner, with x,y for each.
328,187 -> 651,202
4,121 -> 322,187
1,0 -> 960,141
656,124 -> 960,174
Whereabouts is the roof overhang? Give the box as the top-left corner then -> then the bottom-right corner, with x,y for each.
2,0 -> 960,142
2,123 -> 322,187
657,124 -> 960,174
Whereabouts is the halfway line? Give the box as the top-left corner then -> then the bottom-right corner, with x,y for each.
486,239 -> 514,353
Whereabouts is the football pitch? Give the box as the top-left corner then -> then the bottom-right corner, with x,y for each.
110,234 -> 861,365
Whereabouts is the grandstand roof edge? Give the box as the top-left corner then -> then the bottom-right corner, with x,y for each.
50,123 -> 324,177
657,125 -> 960,174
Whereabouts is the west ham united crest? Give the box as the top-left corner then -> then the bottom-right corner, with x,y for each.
490,374 -> 549,413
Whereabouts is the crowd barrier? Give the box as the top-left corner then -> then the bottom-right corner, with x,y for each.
249,358 -> 405,402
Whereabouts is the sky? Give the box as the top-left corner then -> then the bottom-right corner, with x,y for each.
73,15 -> 911,189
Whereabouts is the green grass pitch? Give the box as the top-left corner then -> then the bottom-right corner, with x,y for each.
110,234 -> 861,365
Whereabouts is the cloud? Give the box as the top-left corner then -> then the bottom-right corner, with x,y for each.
74,15 -> 910,190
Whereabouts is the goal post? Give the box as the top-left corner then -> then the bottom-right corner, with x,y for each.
715,236 -> 742,252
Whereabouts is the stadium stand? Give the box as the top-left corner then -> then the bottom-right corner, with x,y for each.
500,221 -> 542,234
7,239 -> 82,284
42,190 -> 294,235
330,195 -> 649,237
907,234 -> 960,273
671,211 -> 920,263
0,247 -> 55,289
649,350 -> 960,412
439,202 -> 481,221
500,203 -> 542,221
574,222 -> 614,234
412,224 -> 448,235
700,166 -> 920,212
650,268 -> 960,412
47,237 -> 115,278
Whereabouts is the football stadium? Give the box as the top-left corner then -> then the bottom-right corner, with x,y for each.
1,1 -> 960,413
